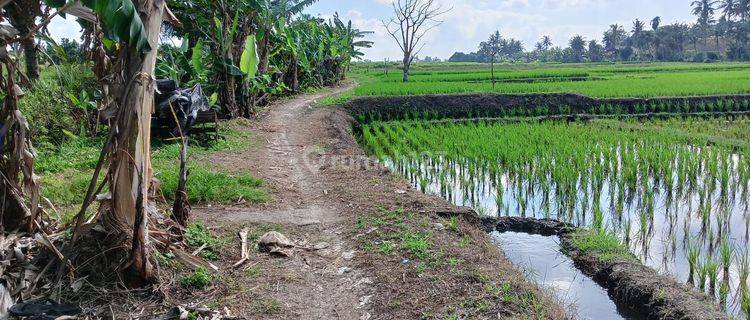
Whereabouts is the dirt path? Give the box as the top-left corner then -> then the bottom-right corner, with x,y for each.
194,84 -> 373,320
191,84 -> 568,319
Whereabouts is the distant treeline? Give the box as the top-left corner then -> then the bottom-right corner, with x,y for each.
450,0 -> 750,63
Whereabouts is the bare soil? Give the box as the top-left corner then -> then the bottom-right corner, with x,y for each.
172,84 -> 569,319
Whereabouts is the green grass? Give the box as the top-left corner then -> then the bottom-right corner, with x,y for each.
347,61 -> 750,99
253,298 -> 282,315
180,267 -> 212,289
37,120 -> 269,223
185,223 -> 220,261
568,229 -> 636,263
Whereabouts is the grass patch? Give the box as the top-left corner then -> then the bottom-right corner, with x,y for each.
36,120 -> 269,223
400,232 -> 432,259
180,267 -> 212,289
185,223 -> 220,261
568,229 -> 635,262
253,298 -> 282,315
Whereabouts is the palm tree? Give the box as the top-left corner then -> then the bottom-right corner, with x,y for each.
737,0 -> 750,21
588,40 -> 604,62
632,19 -> 646,58
568,35 -> 586,62
651,16 -> 661,31
541,35 -> 553,50
692,0 -> 718,51
603,24 -> 626,59
692,0 -> 718,26
718,0 -> 737,20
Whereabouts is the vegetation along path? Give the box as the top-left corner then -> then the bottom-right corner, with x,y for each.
193,84 -> 567,319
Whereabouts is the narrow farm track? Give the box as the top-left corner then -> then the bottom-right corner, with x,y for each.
194,84 -> 568,319
195,83 -> 373,320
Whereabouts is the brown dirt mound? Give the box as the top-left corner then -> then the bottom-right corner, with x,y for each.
344,93 -> 750,122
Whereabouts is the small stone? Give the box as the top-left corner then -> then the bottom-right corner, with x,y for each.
401,259 -> 410,265
338,267 -> 352,275
313,242 -> 330,250
358,295 -> 372,308
353,277 -> 373,288
395,189 -> 406,194
433,223 -> 446,231
342,250 -> 356,260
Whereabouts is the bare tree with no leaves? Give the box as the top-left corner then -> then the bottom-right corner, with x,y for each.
382,0 -> 450,82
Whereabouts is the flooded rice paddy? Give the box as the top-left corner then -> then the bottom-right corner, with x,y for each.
361,119 -> 750,318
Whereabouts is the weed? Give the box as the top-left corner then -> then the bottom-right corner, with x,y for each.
569,229 -> 634,262
245,266 -> 261,279
400,232 -> 431,259
180,267 -> 212,289
378,241 -> 395,254
185,223 -> 219,261
254,298 -> 282,315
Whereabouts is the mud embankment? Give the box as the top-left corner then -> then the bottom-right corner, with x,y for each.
344,93 -> 750,122
489,216 -> 729,320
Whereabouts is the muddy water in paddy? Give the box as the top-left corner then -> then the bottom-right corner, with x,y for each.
382,150 -> 750,317
493,231 -> 640,320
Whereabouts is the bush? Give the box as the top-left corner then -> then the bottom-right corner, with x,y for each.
180,267 -> 212,289
19,64 -> 98,145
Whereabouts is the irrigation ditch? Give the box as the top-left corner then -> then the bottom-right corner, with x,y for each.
338,92 -> 745,319
490,217 -> 728,320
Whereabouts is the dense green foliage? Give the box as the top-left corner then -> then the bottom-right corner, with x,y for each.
349,62 -> 750,98
164,0 -> 371,116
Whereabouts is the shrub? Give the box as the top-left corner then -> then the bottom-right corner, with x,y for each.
180,267 -> 212,289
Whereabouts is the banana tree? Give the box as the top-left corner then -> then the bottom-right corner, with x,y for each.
253,0 -> 318,75
45,0 -> 172,286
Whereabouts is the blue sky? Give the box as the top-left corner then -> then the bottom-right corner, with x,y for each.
307,0 -> 697,61
47,0 -> 697,61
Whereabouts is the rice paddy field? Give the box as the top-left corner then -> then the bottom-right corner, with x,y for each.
360,117 -> 750,317
350,62 -> 750,98
347,61 -> 750,318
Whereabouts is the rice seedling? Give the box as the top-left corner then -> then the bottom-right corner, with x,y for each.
350,62 -> 750,99
360,114 -> 750,316
698,258 -> 709,292
686,238 -> 701,286
720,239 -> 733,275
706,258 -> 720,296
739,249 -> 750,292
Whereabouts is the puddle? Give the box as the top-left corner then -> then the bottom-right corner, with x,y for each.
492,231 -> 641,320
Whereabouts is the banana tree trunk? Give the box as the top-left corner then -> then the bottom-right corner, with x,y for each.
257,29 -> 270,75
5,0 -> 41,81
106,0 -> 166,286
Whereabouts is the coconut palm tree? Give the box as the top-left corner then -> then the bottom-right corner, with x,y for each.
718,0 -> 737,20
603,24 -> 626,59
651,16 -> 661,31
479,31 -> 503,88
568,35 -> 586,62
541,35 -> 553,50
692,0 -> 718,51
736,0 -> 750,21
